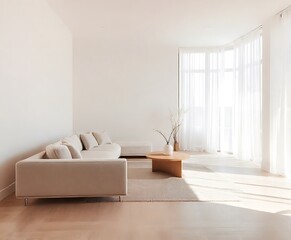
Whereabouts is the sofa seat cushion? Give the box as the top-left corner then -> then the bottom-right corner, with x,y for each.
88,143 -> 121,158
81,150 -> 118,159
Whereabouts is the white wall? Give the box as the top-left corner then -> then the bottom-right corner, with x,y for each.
0,0 -> 73,200
73,37 -> 178,149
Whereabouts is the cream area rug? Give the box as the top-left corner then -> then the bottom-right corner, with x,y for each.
121,159 -> 239,202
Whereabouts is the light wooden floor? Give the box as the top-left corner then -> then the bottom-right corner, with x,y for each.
1,153 -> 291,240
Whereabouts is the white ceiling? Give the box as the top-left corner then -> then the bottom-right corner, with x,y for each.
46,0 -> 291,46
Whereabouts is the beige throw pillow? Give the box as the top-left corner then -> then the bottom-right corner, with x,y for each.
46,144 -> 72,159
93,132 -> 112,145
80,133 -> 98,150
62,135 -> 83,152
62,142 -> 82,159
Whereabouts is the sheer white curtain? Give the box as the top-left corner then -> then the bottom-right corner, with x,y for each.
179,30 -> 262,162
268,7 -> 291,176
179,49 -> 220,152
219,50 -> 235,153
232,31 -> 262,163
206,52 -> 220,152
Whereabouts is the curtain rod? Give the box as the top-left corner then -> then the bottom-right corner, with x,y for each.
235,25 -> 262,41
221,25 -> 262,48
179,24 -> 262,51
277,4 -> 291,17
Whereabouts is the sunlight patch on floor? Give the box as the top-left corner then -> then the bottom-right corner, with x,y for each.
187,153 -> 291,216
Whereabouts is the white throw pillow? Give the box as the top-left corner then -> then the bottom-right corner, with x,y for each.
46,144 -> 72,159
80,133 -> 98,150
62,142 -> 82,159
93,132 -> 112,145
62,135 -> 83,152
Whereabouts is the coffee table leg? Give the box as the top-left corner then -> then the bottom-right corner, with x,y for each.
152,159 -> 182,177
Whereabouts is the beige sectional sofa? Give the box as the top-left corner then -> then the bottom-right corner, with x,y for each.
15,133 -> 127,205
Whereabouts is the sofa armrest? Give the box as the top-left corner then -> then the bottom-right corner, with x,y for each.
15,158 -> 127,198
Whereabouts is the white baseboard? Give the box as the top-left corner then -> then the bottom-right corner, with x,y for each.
0,182 -> 15,201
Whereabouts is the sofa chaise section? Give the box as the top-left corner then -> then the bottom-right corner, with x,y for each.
116,141 -> 152,157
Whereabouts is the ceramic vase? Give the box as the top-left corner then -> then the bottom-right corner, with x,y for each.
163,144 -> 173,156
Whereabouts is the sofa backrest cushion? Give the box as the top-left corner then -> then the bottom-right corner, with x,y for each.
62,135 -> 83,152
62,142 -> 82,159
80,133 -> 98,150
93,132 -> 112,145
46,144 -> 72,159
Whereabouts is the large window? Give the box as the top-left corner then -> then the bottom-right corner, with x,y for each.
179,30 -> 262,162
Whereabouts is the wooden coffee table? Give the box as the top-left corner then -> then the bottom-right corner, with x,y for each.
146,151 -> 190,178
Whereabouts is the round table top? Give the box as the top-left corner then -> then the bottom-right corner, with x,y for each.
146,151 -> 190,160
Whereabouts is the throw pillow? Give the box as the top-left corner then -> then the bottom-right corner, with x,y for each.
62,135 -> 83,152
93,132 -> 112,145
46,144 -> 72,159
80,133 -> 98,150
62,142 -> 82,159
